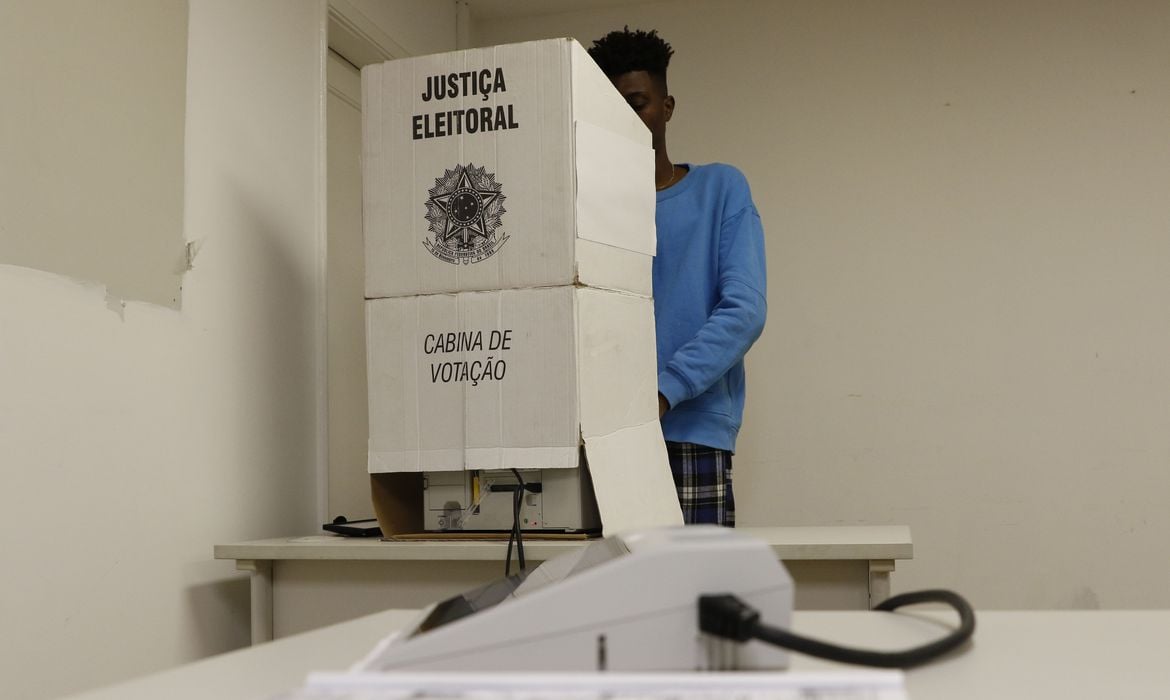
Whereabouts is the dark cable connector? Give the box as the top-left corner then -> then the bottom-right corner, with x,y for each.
698,594 -> 760,642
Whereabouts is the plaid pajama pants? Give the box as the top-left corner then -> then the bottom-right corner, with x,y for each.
666,441 -> 735,527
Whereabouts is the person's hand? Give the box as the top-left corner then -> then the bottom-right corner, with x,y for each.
658,393 -> 670,418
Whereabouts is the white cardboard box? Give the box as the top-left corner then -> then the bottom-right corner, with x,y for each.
366,285 -> 682,534
362,38 -> 655,299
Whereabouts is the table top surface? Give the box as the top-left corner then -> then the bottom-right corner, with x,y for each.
214,525 -> 913,562
69,608 -> 1170,700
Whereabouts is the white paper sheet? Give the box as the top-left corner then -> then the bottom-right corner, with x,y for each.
275,670 -> 908,700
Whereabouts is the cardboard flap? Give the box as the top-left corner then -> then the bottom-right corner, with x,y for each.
584,420 -> 684,537
370,472 -> 424,535
574,239 -> 653,297
574,120 -> 656,256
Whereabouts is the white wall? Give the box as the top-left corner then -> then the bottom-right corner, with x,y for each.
475,0 -> 1170,609
0,0 -> 188,308
347,0 -> 458,56
0,1 -> 461,696
0,1 -> 327,697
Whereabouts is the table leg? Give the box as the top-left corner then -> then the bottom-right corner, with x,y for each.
868,559 -> 895,609
236,559 -> 273,645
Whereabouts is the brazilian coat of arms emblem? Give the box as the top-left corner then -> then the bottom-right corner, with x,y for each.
423,163 -> 508,265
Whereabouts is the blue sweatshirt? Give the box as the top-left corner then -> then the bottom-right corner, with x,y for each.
654,163 -> 767,452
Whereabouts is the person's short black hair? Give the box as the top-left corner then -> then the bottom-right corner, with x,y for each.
588,26 -> 674,90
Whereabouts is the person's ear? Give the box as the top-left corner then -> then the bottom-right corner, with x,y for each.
664,95 -> 675,123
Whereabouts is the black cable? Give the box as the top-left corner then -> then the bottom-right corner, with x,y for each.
511,488 -> 522,570
510,468 -> 526,571
504,523 -> 515,577
699,589 -> 976,669
500,470 -> 529,577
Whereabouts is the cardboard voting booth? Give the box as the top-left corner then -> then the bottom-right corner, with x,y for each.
362,39 -> 683,537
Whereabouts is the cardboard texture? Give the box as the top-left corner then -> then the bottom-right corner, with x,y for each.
362,39 -> 683,537
362,38 -> 655,299
367,286 -> 657,472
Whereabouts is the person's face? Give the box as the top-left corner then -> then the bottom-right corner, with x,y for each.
612,70 -> 674,153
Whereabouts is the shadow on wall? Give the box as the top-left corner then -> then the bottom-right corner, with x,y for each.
213,176 -> 319,538
185,576 -> 251,654
176,176 -> 319,658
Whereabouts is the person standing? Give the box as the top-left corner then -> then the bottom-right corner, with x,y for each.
589,28 -> 768,527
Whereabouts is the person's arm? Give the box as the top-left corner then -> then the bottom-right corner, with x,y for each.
658,205 -> 767,409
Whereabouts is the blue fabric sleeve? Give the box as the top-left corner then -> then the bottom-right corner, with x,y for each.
658,205 -> 768,408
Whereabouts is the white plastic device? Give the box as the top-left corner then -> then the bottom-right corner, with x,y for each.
355,525 -> 793,672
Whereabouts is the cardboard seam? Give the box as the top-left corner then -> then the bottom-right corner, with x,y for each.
581,418 -> 665,445
573,284 -> 651,301
363,279 -> 649,301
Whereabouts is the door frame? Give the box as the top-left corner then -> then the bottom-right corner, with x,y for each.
317,0 -> 413,525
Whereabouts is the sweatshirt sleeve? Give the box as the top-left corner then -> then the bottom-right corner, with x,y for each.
658,202 -> 768,408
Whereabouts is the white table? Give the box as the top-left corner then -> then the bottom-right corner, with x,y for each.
68,608 -> 1170,699
215,526 -> 912,643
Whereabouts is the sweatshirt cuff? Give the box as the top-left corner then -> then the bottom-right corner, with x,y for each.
658,369 -> 691,410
